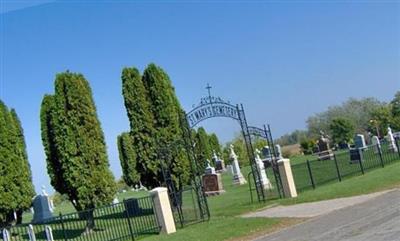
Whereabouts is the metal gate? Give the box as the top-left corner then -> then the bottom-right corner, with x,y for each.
184,85 -> 284,202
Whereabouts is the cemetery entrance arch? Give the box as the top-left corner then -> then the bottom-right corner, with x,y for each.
184,85 -> 279,203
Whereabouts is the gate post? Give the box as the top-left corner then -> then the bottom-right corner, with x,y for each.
150,187 -> 176,234
277,159 -> 298,198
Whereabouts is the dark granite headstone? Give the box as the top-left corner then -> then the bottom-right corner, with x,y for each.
317,134 -> 333,160
349,148 -> 362,164
202,174 -> 225,196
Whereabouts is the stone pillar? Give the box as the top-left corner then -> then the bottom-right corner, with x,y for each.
277,159 -> 298,198
150,187 -> 176,234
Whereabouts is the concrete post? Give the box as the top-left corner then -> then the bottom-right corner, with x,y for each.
149,187 -> 176,234
277,158 -> 298,198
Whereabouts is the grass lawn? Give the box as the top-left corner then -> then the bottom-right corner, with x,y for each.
143,160 -> 400,241
279,160 -> 400,205
17,155 -> 400,241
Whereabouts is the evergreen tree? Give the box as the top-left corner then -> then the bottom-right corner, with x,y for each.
0,101 -> 35,226
117,132 -> 140,186
208,133 -> 221,155
195,127 -> 212,169
121,67 -> 158,188
40,72 -> 116,231
9,109 -> 35,224
142,63 -> 190,186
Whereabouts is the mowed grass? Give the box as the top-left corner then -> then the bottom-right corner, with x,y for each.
280,160 -> 400,205
16,153 -> 400,241
142,159 -> 400,241
290,143 -> 400,191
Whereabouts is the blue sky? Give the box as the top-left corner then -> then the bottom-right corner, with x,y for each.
1,1 -> 399,193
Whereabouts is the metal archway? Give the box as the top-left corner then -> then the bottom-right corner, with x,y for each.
183,85 -> 276,203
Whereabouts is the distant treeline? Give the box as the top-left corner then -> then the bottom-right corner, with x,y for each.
276,91 -> 400,147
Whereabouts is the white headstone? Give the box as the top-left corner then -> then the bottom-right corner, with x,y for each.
371,136 -> 381,154
229,144 -> 247,185
255,149 -> 272,190
275,144 -> 283,159
45,226 -> 54,241
27,224 -> 36,241
204,160 -> 216,175
387,127 -> 398,152
226,165 -> 234,175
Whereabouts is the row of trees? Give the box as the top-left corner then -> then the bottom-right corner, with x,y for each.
0,101 -> 35,226
118,64 -> 190,189
192,127 -> 221,170
1,63 -> 222,230
277,92 -> 400,153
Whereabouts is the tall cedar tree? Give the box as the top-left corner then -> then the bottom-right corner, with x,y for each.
209,133 -> 222,155
195,127 -> 212,169
121,67 -> 158,187
0,101 -> 35,226
40,72 -> 116,228
142,64 -> 190,186
117,132 -> 140,186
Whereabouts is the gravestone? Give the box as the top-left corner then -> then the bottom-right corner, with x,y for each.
212,151 -> 226,172
124,198 -> 142,217
387,127 -> 398,152
317,132 -> 333,160
204,160 -> 216,175
338,142 -> 350,149
32,187 -> 54,223
262,146 -> 272,161
202,173 -> 225,196
354,134 -> 366,149
371,136 -> 381,154
226,165 -> 234,175
229,144 -> 247,185
275,144 -> 283,159
349,148 -> 362,164
255,149 -> 272,190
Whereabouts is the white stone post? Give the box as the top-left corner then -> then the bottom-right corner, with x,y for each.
2,229 -> 11,241
277,159 -> 298,198
27,224 -> 36,241
45,225 -> 54,241
149,187 -> 176,234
